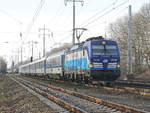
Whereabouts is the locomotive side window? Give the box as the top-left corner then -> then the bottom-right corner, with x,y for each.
83,50 -> 85,56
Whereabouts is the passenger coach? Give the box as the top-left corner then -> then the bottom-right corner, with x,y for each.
45,51 -> 64,79
19,57 -> 46,75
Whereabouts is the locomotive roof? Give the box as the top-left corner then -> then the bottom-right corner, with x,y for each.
86,36 -> 104,41
67,37 -> 117,52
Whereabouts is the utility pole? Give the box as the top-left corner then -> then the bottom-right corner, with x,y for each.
27,41 -> 38,61
64,0 -> 84,45
39,25 -> 50,57
19,22 -> 23,64
31,41 -> 33,61
31,41 -> 38,61
128,5 -> 132,75
20,31 -> 23,64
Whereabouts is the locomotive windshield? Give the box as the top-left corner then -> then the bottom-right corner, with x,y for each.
105,45 -> 118,56
92,44 -> 118,56
92,45 -> 105,55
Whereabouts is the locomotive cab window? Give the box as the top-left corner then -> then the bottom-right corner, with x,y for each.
92,44 -> 118,56
92,45 -> 105,56
105,45 -> 118,56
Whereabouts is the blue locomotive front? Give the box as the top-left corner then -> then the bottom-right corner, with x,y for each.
88,38 -> 120,81
64,36 -> 120,81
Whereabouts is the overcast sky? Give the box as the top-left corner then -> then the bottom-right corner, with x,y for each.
0,0 -> 149,67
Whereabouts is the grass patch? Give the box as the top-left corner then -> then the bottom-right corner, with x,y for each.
0,92 -> 13,102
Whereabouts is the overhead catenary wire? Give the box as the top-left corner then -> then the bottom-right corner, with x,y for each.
0,8 -> 24,64
46,0 -> 71,46
54,0 -> 125,44
0,8 -> 22,24
79,0 -> 119,27
48,0 -> 64,25
22,0 -> 128,58
21,0 -> 46,61
60,1 -> 85,33
79,2 -> 114,27
112,6 -> 129,20
23,0 -> 46,44
50,7 -> 66,28
49,32 -> 72,50
85,6 -> 129,29
79,0 -> 129,28
48,0 -> 67,30
59,32 -> 72,43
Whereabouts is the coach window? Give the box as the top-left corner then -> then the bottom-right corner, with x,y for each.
58,57 -> 61,65
83,50 -> 85,56
39,62 -> 41,68
37,63 -> 39,68
49,60 -> 50,66
49,59 -> 51,66
40,62 -> 42,68
42,62 -> 44,68
38,62 -> 40,68
51,58 -> 53,65
54,57 -> 56,65
55,57 -> 57,65
76,52 -> 78,58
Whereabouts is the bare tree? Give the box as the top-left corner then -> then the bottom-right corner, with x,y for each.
0,57 -> 7,73
108,16 -> 128,76
132,3 -> 150,72
108,3 -> 150,76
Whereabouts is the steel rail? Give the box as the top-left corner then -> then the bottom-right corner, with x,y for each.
40,82 -> 147,113
17,74 -> 150,98
15,76 -> 146,113
27,75 -> 150,97
114,80 -> 150,89
12,77 -> 87,113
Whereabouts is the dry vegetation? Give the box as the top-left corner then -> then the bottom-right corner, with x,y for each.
134,71 -> 150,81
0,75 -> 55,113
108,3 -> 150,77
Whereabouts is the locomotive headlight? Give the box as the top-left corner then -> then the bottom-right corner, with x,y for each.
89,62 -> 94,67
102,41 -> 106,45
117,64 -> 120,68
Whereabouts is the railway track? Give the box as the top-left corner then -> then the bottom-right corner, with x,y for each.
114,80 -> 150,89
22,75 -> 150,97
88,84 -> 150,97
99,80 -> 150,97
10,76 -> 146,113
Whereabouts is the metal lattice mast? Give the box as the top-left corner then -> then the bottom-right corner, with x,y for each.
64,0 -> 84,45
39,25 -> 51,57
128,5 -> 133,75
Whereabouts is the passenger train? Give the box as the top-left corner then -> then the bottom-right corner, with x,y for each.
19,36 -> 120,82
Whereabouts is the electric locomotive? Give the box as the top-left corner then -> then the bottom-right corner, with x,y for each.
64,36 -> 120,81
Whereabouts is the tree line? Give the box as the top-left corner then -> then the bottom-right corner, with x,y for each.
108,3 -> 150,76
0,57 -> 7,74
